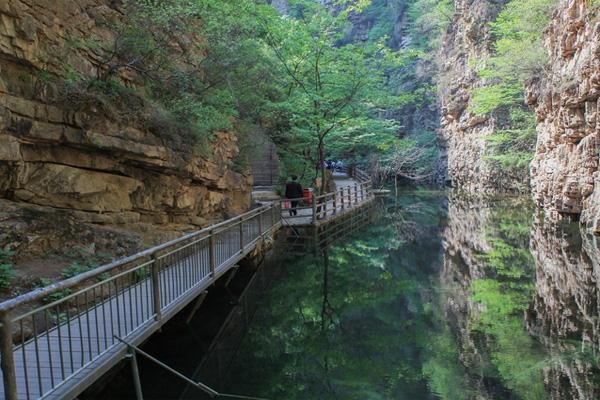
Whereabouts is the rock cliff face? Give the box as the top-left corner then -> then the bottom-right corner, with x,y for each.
0,0 -> 251,258
527,0 -> 600,234
437,0 -> 529,193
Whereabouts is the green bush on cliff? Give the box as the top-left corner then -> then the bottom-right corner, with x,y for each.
0,249 -> 16,290
470,0 -> 555,114
468,0 -> 555,172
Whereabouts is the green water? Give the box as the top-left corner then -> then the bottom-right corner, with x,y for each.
214,193 -> 600,400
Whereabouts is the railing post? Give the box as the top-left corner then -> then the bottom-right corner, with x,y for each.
258,211 -> 263,236
209,230 -> 215,280
150,253 -> 162,322
323,197 -> 328,218
312,197 -> 317,222
347,187 -> 351,207
354,184 -> 358,205
340,189 -> 345,210
332,192 -> 337,214
0,310 -> 17,400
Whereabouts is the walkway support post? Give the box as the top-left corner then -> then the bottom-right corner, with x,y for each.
0,310 -> 17,400
128,346 -> 144,400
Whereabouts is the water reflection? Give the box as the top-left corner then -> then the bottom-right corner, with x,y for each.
128,193 -> 600,400
527,217 -> 600,399
440,195 -> 600,400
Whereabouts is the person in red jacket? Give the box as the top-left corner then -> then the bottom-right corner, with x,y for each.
284,175 -> 303,216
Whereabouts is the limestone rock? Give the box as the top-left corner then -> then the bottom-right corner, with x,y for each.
438,0 -> 529,193
527,0 -> 600,233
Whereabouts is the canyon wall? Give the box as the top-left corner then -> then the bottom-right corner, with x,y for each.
437,0 -> 530,193
527,0 -> 600,234
0,0 -> 251,260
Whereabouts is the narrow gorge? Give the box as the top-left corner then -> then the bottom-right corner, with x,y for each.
0,1 -> 599,399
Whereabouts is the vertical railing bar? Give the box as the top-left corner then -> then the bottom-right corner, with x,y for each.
145,269 -> 151,321
101,284 -> 109,350
19,318 -> 31,400
75,299 -> 85,367
174,252 -> 180,299
114,281 -> 123,339
92,288 -> 101,356
108,282 -> 116,346
65,304 -> 74,373
32,314 -> 43,395
133,276 -> 140,329
151,255 -> 162,323
127,273 -> 136,332
175,252 -> 182,296
170,254 -> 176,303
159,260 -> 167,309
83,292 -> 93,362
43,310 -> 55,388
209,230 -> 215,281
134,278 -> 144,327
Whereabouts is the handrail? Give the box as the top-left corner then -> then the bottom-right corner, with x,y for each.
0,205 -> 272,313
0,204 -> 282,400
280,167 -> 373,223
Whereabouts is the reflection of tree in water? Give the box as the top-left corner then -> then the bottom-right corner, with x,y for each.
224,193 -> 447,399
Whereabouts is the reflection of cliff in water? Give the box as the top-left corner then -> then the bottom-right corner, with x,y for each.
527,217 -> 600,400
440,196 -> 530,399
440,195 -> 600,400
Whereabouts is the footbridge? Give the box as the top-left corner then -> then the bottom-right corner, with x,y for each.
279,167 -> 375,227
0,168 -> 374,400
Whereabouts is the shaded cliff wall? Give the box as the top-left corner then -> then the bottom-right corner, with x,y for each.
0,1 -> 251,235
527,0 -> 600,234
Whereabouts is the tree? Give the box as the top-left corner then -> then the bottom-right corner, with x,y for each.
261,0 -> 398,193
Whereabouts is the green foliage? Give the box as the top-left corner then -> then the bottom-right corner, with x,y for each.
408,0 -> 454,52
470,0 -> 555,114
61,261 -> 96,280
0,249 -> 15,290
260,0 -> 404,190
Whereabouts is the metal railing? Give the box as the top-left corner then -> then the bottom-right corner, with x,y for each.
0,204 -> 282,400
281,167 -> 374,224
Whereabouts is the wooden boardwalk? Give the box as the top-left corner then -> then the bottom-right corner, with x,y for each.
0,206 -> 281,400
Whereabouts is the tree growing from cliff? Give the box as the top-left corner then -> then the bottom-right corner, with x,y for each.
466,0 -> 555,176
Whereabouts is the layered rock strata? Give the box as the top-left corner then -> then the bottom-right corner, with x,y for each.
527,0 -> 600,233
0,0 -> 251,246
